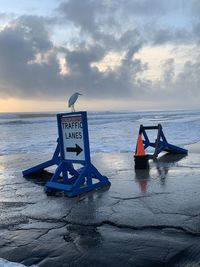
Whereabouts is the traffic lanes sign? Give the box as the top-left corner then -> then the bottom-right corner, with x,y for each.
59,114 -> 85,161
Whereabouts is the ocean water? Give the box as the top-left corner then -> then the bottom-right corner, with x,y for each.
0,258 -> 38,267
0,109 -> 200,157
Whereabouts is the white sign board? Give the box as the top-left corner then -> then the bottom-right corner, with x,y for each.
61,115 -> 85,161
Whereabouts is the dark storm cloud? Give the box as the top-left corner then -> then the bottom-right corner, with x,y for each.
0,12 -> 15,20
151,58 -> 200,108
61,40 -> 147,98
58,0 -> 196,46
0,13 -> 7,20
58,0 -> 104,33
0,2 -> 148,100
120,0 -> 174,16
191,0 -> 200,17
0,0 -> 200,106
0,15 -> 63,98
174,60 -> 200,98
150,27 -> 191,45
58,0 -> 140,51
162,58 -> 175,84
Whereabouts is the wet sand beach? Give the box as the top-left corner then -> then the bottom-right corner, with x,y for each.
0,144 -> 200,267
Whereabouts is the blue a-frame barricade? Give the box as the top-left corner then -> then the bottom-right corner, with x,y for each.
138,124 -> 188,159
23,111 -> 110,197
22,138 -> 61,176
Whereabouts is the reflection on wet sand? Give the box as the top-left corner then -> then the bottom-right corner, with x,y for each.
135,153 -> 187,193
135,169 -> 150,193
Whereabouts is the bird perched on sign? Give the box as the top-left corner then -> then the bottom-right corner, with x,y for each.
68,92 -> 82,112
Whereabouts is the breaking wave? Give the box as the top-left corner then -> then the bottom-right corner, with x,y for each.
1,109 -> 200,155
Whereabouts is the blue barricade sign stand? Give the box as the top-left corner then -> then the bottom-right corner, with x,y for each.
22,138 -> 61,176
136,124 -> 188,159
23,111 -> 110,197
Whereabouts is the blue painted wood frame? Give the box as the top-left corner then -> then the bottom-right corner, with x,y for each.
135,124 -> 188,159
23,111 -> 110,196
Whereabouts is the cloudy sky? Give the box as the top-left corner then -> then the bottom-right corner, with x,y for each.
0,0 -> 200,112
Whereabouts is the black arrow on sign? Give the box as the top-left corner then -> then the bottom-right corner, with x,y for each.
66,144 -> 83,156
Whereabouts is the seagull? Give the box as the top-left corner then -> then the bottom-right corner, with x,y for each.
68,92 -> 82,112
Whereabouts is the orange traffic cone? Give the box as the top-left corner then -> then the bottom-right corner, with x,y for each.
135,134 -> 145,156
134,134 -> 149,169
